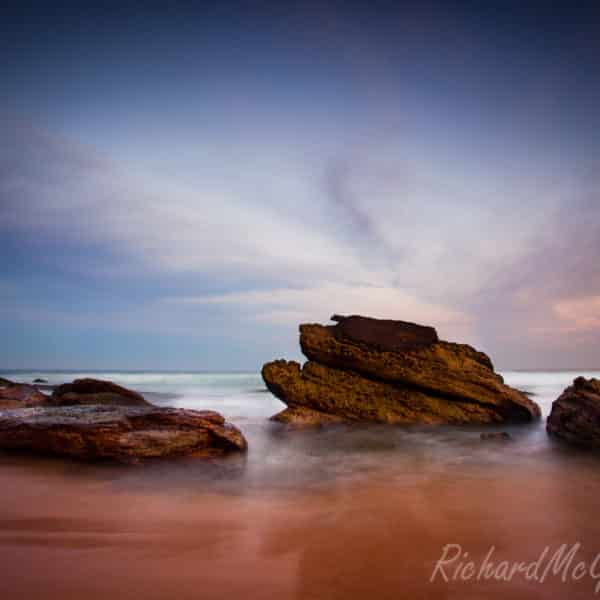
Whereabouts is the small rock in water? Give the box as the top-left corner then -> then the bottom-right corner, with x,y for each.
51,378 -> 150,407
480,432 -> 511,441
33,378 -> 48,383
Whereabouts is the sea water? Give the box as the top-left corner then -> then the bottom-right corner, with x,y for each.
0,368 -> 598,491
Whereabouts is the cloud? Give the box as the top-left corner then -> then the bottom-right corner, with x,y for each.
323,158 -> 382,244
172,282 -> 472,340
554,296 -> 600,332
2,116 -> 599,368
0,117 -> 370,285
467,165 -> 600,367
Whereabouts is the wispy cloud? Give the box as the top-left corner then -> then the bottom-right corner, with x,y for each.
171,283 -> 472,340
2,116 -> 599,368
0,118 -> 369,284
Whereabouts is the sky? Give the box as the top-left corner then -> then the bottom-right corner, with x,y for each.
1,0 -> 599,370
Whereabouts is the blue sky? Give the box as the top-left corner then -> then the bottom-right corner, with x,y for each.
1,1 -> 600,370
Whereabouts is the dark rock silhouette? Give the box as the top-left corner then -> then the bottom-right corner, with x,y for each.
52,378 -> 150,406
330,314 -> 438,353
547,377 -> 600,449
0,377 -> 149,410
480,431 -> 511,440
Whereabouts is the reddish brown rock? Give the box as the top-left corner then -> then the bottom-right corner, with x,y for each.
262,315 -> 540,425
52,378 -> 150,407
0,377 -> 151,410
547,377 -> 600,449
0,405 -> 247,461
330,314 -> 438,353
0,380 -> 50,409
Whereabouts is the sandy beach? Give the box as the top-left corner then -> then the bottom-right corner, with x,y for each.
1,428 -> 600,600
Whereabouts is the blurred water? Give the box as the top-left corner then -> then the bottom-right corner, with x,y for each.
7,368 -> 597,417
502,370 -> 600,417
1,369 -> 599,494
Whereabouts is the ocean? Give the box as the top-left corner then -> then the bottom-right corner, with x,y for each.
1,369 -> 599,599
4,368 -> 597,419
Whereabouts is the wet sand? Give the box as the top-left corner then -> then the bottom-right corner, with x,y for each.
1,449 -> 600,600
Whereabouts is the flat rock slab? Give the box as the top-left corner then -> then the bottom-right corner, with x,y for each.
0,405 -> 247,461
547,377 -> 600,449
330,314 -> 438,353
263,359 -> 536,425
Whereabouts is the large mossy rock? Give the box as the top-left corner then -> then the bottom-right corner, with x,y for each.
547,377 -> 600,449
0,405 -> 247,461
262,315 -> 540,425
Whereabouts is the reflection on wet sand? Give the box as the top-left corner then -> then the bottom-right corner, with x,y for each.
1,451 -> 600,600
